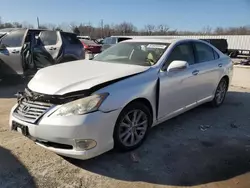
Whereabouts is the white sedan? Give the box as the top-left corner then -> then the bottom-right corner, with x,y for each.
9,38 -> 233,160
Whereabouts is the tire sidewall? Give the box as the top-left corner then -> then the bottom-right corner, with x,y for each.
212,78 -> 228,107
113,102 -> 152,151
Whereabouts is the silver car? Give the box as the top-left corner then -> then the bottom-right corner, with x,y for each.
9,38 -> 233,160
0,28 -> 84,78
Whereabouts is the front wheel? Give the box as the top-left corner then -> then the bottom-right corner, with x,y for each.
113,102 -> 152,151
210,78 -> 228,107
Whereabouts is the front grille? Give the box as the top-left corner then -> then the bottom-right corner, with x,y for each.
14,99 -> 54,124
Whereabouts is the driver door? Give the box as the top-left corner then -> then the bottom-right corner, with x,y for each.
0,29 -> 27,76
158,42 -> 199,120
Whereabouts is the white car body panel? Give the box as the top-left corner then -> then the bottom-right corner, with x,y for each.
28,60 -> 150,95
9,38 -> 233,160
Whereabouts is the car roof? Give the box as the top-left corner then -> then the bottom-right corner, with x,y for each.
121,38 -> 207,44
110,36 -> 133,38
121,38 -> 180,43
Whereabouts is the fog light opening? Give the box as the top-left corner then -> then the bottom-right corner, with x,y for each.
75,139 -> 97,150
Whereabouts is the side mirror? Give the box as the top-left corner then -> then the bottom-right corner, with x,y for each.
167,60 -> 189,72
0,43 -> 7,50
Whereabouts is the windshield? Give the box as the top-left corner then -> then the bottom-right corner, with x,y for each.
94,42 -> 170,66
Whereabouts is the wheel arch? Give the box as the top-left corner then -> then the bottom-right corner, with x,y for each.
121,97 -> 154,125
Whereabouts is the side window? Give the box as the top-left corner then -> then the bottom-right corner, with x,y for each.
111,37 -> 117,44
194,42 -> 215,63
1,30 -> 26,47
165,43 -> 195,68
39,31 -> 57,46
213,50 -> 220,59
103,37 -> 111,44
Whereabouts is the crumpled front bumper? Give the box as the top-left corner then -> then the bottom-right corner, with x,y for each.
9,104 -> 120,160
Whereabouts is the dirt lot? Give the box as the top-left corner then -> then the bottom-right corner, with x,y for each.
1,67 -> 250,188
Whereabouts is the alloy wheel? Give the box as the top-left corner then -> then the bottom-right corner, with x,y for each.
118,109 -> 148,147
215,79 -> 227,105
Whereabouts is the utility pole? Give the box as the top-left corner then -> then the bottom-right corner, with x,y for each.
101,19 -> 104,38
37,17 -> 40,29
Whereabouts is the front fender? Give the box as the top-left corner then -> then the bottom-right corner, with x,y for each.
96,70 -> 158,119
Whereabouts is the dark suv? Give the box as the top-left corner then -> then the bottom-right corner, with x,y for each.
0,28 -> 84,78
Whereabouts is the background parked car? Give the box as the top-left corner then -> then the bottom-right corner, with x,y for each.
77,35 -> 91,40
101,36 -> 132,51
200,39 -> 228,54
80,39 -> 101,54
94,38 -> 104,44
0,28 -> 84,79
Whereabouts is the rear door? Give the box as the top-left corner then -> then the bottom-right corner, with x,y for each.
192,41 -> 223,103
0,29 -> 27,76
39,31 -> 62,60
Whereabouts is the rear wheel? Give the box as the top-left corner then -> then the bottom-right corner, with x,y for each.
229,50 -> 239,58
113,102 -> 152,151
210,78 -> 228,107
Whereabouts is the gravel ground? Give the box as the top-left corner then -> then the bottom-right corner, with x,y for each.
0,67 -> 250,188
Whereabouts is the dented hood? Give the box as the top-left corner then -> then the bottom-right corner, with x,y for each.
28,60 -> 150,95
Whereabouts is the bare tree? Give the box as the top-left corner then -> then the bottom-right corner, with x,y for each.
144,24 -> 155,35
202,26 -> 212,35
21,21 -> 34,29
0,17 -> 250,37
39,25 -> 48,29
214,27 -> 225,35
72,26 -> 80,35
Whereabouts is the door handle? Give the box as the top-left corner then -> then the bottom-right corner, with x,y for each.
12,50 -> 20,54
49,47 -> 56,50
192,70 -> 199,76
218,63 -> 222,67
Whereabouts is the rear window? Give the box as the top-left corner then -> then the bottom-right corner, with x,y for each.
194,42 -> 215,63
40,31 -> 57,45
213,50 -> 220,59
62,32 -> 82,45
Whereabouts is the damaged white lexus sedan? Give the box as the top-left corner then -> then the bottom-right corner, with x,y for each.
9,38 -> 233,160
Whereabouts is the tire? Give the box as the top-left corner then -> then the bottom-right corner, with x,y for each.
113,102 -> 152,151
210,78 -> 228,107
